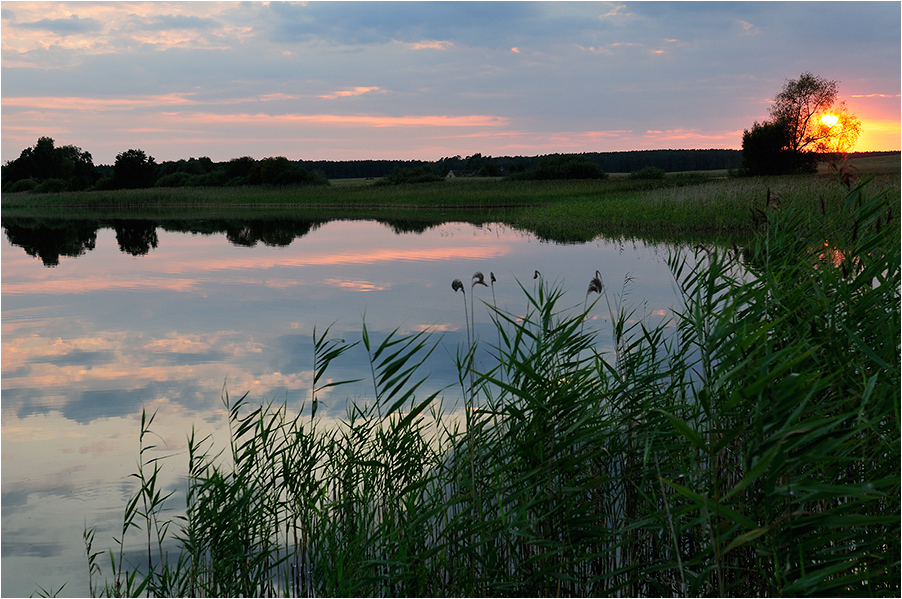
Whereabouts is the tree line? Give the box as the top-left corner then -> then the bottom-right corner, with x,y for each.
2,140 -> 747,193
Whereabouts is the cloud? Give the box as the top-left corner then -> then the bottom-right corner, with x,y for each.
32,349 -> 118,369
737,20 -> 759,35
408,39 -> 453,50
1,1 -> 899,162
318,86 -> 382,100
321,278 -> 389,292
164,111 -> 510,129
131,13 -> 219,31
1,276 -> 201,295
14,14 -> 102,35
3,94 -> 197,111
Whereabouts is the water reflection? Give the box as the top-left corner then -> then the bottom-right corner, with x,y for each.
3,217 -> 337,265
2,217 -> 690,597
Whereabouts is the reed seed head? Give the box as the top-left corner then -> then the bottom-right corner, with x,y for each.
452,279 -> 464,293
472,272 -> 488,287
490,272 -> 496,284
534,270 -> 541,280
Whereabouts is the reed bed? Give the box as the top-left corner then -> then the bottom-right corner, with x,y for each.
515,173 -> 901,242
79,179 -> 899,597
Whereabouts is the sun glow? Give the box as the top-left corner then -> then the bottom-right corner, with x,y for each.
820,114 -> 839,127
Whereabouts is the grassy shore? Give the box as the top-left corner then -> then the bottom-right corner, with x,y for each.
3,170 -> 900,244
75,178 -> 899,597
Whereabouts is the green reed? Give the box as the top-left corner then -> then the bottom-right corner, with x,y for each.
74,179 -> 899,597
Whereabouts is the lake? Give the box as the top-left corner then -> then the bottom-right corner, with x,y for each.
1,216 -> 693,597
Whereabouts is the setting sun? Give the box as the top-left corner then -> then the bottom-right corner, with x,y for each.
820,114 -> 839,127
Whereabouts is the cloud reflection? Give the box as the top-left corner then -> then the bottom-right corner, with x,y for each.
1,219 -> 690,597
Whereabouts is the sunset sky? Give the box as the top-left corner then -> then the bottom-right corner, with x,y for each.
2,1 -> 899,165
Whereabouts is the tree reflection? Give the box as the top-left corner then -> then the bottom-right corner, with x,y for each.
2,217 -> 330,266
113,220 -> 159,256
223,220 -> 323,247
3,221 -> 97,266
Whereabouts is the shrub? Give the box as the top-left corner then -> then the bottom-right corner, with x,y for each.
155,172 -> 191,188
375,166 -> 444,185
628,166 -> 665,180
33,178 -> 70,193
92,177 -> 116,191
6,178 -> 39,193
741,119 -> 818,176
510,154 -> 607,180
273,165 -> 328,186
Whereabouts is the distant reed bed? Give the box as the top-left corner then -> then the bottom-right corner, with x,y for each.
72,179 -> 898,597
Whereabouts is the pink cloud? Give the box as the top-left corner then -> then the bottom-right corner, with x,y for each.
165,111 -> 510,128
3,94 -> 197,111
320,278 -> 389,292
408,40 -> 453,50
317,87 -> 381,100
643,128 -> 731,141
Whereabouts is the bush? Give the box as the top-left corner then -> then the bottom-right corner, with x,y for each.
375,166 -> 444,185
193,170 -> 229,187
6,178 -> 39,193
92,177 -> 116,191
273,165 -> 328,186
510,154 -> 607,180
155,172 -> 191,188
33,178 -> 70,193
224,176 -> 250,187
628,166 -> 665,180
741,120 -> 818,176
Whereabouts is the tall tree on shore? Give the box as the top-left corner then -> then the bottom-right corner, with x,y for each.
113,149 -> 157,189
770,72 -> 861,155
742,72 -> 862,175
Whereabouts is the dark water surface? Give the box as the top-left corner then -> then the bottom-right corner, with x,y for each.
2,217 -> 691,597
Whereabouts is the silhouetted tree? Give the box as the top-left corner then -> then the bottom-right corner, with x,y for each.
225,156 -> 256,182
770,72 -> 860,155
113,149 -> 157,189
2,136 -> 97,191
742,72 -> 862,175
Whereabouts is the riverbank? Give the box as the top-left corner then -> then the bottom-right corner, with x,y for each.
3,171 -> 899,244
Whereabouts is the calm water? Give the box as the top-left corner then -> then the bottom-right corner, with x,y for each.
2,217 -> 691,597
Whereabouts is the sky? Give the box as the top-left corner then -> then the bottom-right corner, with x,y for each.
1,1 -> 899,165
